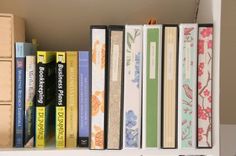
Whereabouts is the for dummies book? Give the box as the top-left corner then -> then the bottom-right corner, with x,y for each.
66,51 -> 78,148
55,52 -> 66,148
24,55 -> 36,148
15,42 -> 34,147
35,51 -> 56,148
78,51 -> 90,147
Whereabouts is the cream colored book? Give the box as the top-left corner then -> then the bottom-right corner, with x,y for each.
161,25 -> 178,149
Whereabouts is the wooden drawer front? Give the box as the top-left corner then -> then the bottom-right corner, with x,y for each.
0,105 -> 13,147
0,16 -> 12,58
0,61 -> 12,102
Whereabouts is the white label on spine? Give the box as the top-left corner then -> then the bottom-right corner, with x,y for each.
167,44 -> 174,80
130,43 -> 136,80
185,42 -> 191,80
112,44 -> 120,81
150,42 -> 156,79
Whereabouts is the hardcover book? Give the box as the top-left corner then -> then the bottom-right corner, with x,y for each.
90,26 -> 107,150
197,25 -> 213,148
178,24 -> 198,148
35,51 -> 56,148
161,25 -> 178,149
78,51 -> 90,147
123,25 -> 143,149
107,26 -> 125,150
56,52 -> 66,148
24,55 -> 36,148
0,14 -> 25,147
66,51 -> 78,148
142,25 -> 162,148
15,42 -> 34,147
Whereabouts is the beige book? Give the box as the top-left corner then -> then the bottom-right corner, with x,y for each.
66,51 -> 78,147
0,14 -> 25,147
162,26 -> 178,149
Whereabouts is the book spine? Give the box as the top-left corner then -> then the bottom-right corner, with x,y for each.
78,51 -> 90,147
142,25 -> 162,148
123,25 -> 143,149
197,25 -> 213,148
66,51 -> 78,147
35,52 -> 47,148
161,26 -> 178,149
15,57 -> 25,147
56,52 -> 66,148
24,56 -> 36,148
90,26 -> 107,150
178,24 -> 197,149
107,26 -> 124,150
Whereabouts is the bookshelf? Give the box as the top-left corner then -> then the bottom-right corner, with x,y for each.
0,0 -> 221,155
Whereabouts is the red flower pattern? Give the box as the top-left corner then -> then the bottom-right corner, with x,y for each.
208,40 -> 213,49
198,82 -> 202,89
204,89 -> 210,96
200,28 -> 213,38
208,96 -> 212,103
198,40 -> 204,54
198,69 -> 203,76
198,128 -> 204,141
199,62 -> 204,69
198,105 -> 208,120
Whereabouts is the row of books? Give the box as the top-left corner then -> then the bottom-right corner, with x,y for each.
11,24 -> 213,150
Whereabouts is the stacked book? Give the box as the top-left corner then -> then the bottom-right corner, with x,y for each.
0,15 -> 214,150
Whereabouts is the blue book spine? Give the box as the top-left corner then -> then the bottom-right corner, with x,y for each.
15,57 -> 25,147
78,51 -> 90,147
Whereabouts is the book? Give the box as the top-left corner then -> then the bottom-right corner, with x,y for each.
178,24 -> 198,149
35,51 -> 56,148
90,26 -> 107,150
66,51 -> 78,148
24,55 -> 36,148
55,52 -> 66,148
161,25 -> 178,149
78,51 -> 90,147
0,14 -> 25,147
123,25 -> 143,149
15,42 -> 34,147
107,25 -> 125,150
197,24 -> 213,148
142,25 -> 162,148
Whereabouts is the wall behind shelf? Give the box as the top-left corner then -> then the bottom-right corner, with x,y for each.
0,0 -> 196,50
220,0 -> 236,124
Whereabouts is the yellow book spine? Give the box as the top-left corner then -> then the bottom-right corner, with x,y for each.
35,107 -> 45,148
56,107 -> 66,148
56,51 -> 66,148
66,51 -> 78,147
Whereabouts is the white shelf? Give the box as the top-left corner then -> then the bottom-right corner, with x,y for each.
0,0 -> 221,155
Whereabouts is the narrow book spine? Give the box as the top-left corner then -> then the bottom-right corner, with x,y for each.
143,25 -> 162,148
15,57 -> 25,147
107,27 -> 124,150
178,24 -> 197,149
123,25 -> 143,149
90,26 -> 107,150
197,25 -> 213,148
24,56 -> 36,148
35,53 -> 47,148
66,51 -> 78,148
56,52 -> 66,148
161,26 -> 178,149
78,51 -> 90,147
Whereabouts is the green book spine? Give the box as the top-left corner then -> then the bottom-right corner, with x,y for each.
146,27 -> 158,147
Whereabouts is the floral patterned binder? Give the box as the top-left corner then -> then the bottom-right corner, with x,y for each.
197,25 -> 213,148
